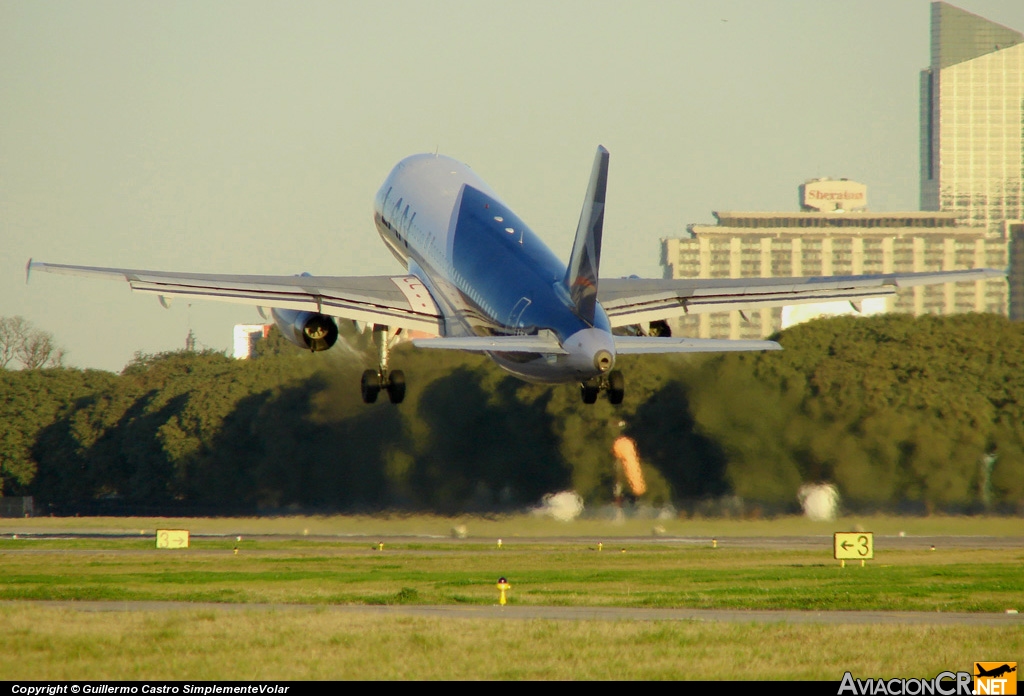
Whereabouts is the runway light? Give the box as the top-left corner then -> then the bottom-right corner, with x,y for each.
496,577 -> 511,606
712,538 -> 717,549
497,539 -> 502,549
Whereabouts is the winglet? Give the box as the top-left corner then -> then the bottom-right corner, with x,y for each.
25,258 -> 33,284
564,146 -> 609,324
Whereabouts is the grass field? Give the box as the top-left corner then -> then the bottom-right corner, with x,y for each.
0,514 -> 1021,680
1,606 -> 1019,680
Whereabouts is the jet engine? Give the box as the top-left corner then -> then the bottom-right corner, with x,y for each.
271,308 -> 339,352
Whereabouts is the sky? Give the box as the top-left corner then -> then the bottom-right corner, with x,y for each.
3,0 -> 1023,372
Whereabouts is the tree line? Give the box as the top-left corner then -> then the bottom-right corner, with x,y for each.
0,316 -> 64,370
1,312 -> 1022,515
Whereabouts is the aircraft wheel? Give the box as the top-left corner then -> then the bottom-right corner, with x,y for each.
386,370 -> 406,404
580,383 -> 599,404
360,369 -> 381,404
608,370 -> 625,405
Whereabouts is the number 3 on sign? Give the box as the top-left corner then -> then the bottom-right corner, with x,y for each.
156,529 -> 189,549
834,532 -> 873,560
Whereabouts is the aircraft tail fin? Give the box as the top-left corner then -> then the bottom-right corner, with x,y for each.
564,145 -> 609,324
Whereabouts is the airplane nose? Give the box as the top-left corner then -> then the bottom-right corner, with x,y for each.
593,349 -> 613,372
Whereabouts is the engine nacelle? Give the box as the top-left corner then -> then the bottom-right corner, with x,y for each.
271,308 -> 339,352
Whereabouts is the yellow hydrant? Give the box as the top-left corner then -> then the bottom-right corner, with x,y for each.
496,577 -> 511,606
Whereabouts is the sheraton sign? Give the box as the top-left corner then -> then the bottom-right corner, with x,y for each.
800,178 -> 868,212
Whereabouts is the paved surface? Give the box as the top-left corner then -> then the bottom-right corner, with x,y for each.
5,532 -> 1024,550
5,600 -> 1022,627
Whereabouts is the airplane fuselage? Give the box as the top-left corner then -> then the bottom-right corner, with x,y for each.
372,154 -> 615,384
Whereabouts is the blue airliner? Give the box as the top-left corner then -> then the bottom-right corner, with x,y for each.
28,147 -> 1004,404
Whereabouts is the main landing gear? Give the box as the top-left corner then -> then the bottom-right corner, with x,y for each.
360,325 -> 406,404
580,369 -> 624,405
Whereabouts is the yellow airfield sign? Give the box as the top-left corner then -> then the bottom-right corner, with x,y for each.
156,529 -> 190,549
834,532 -> 873,560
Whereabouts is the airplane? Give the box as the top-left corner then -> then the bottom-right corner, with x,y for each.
975,664 -> 1016,679
27,146 -> 1005,405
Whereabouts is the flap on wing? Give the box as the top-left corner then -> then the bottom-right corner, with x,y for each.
613,336 -> 781,354
412,333 -> 568,354
27,261 -> 444,335
599,269 -> 1005,327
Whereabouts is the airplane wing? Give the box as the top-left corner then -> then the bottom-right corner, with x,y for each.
598,268 -> 1006,327
26,261 -> 443,335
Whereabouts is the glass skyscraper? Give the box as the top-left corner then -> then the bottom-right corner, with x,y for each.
920,2 -> 1024,233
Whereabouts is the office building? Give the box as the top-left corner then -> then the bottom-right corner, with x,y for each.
661,179 -> 1007,340
233,324 -> 270,359
920,2 -> 1023,233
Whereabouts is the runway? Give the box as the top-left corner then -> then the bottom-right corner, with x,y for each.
6,531 -> 1024,550
5,600 -> 1022,627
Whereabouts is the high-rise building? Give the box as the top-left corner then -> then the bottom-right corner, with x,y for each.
920,2 -> 1024,234
662,180 -> 1007,341
233,324 -> 270,359
661,3 -> 1020,338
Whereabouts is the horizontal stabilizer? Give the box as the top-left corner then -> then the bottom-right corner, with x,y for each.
613,336 -> 781,354
412,334 -> 568,354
